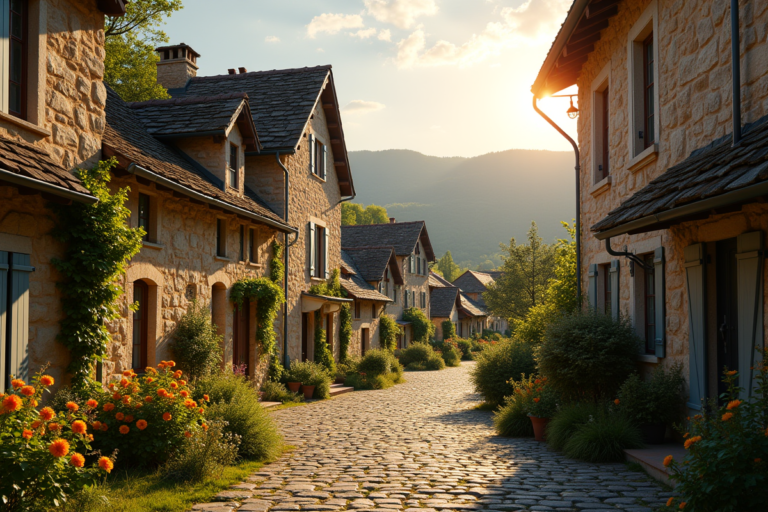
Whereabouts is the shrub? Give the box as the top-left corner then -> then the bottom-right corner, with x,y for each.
455,339 -> 472,360
260,381 -> 303,404
49,385 -> 90,413
92,362 -> 205,467
335,357 -> 359,382
493,397 -> 534,437
537,309 -> 641,402
665,360 -> 768,512
398,343 -> 444,371
617,363 -> 686,426
194,370 -> 282,460
379,314 -> 399,352
546,402 -> 603,451
345,350 -> 403,390
162,420 -> 239,482
469,339 -> 536,407
284,360 -> 333,400
562,412 -> 643,462
171,300 -> 223,380
442,320 -> 456,340
358,349 -> 396,376
527,377 -> 559,418
0,371 -> 115,512
401,308 -> 435,343
442,346 -> 461,367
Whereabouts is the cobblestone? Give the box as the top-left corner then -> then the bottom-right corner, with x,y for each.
195,363 -> 672,512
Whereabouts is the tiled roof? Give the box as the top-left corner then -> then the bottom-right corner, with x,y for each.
103,87 -> 290,230
0,137 -> 91,196
341,221 -> 436,260
430,286 -> 459,319
340,249 -> 392,302
342,246 -> 395,282
453,270 -> 496,294
460,293 -> 488,317
592,116 -> 768,234
429,271 -> 454,288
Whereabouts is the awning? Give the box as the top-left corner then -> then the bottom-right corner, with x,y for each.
301,292 -> 353,314
396,320 -> 411,326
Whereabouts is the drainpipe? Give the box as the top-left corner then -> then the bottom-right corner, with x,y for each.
731,0 -> 742,146
533,96 -> 582,301
604,238 -> 653,273
275,152 -> 298,369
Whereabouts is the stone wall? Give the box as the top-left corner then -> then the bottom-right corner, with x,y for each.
350,299 -> 383,357
175,127 -> 245,197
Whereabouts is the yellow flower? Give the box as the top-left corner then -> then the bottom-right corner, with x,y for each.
663,455 -> 673,467
721,412 -> 734,422
49,439 -> 70,457
726,400 -> 741,410
98,456 -> 114,473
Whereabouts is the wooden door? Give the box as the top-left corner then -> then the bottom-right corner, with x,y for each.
234,298 -> 250,376
132,281 -> 148,370
361,328 -> 369,356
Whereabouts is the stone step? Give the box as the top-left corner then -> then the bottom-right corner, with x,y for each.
624,444 -> 686,487
329,383 -> 354,396
259,401 -> 282,409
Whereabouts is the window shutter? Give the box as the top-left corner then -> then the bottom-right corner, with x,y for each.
0,251 -> 7,393
322,144 -> 327,180
610,260 -> 620,320
324,227 -> 330,279
684,243 -> 706,411
653,247 -> 667,358
309,134 -> 315,175
0,0 -> 9,114
587,264 -> 598,308
309,222 -> 316,276
9,253 -> 32,384
736,231 -> 764,399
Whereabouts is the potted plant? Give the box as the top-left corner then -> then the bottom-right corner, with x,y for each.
284,360 -> 313,394
527,377 -> 559,442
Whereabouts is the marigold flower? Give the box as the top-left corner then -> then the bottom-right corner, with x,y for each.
202,423 -> 208,431
119,425 -> 130,434
614,399 -> 620,406
170,382 -> 178,389
122,370 -> 132,377
124,415 -> 134,423
115,412 -> 124,421
726,400 -> 741,410
146,367 -> 157,375
3,394 -> 22,412
49,422 -> 62,431
103,403 -> 115,412
101,423 -> 109,431
22,429 -> 33,440
157,388 -> 167,397
198,408 -> 204,414
166,361 -> 176,367
72,420 -> 87,435
158,362 -> 166,369
92,421 -> 102,430
146,377 -> 154,383
120,378 -> 129,388
683,432 -> 689,438
179,380 -> 187,386
167,393 -> 175,400
533,397 -> 540,403
30,399 -> 38,407
49,438 -> 70,457
666,497 -> 674,507
163,412 -> 172,421
11,379 -> 24,388
173,370 -> 182,379
86,399 -> 98,409
721,412 -> 734,422
184,431 -> 192,438
112,392 -> 121,400
122,396 -> 132,405
534,379 -> 541,384
40,407 -> 55,421
203,394 -> 209,402
180,390 -> 189,398
68,452 -> 85,468
40,375 -> 54,387
20,385 -> 35,396
136,419 -> 148,430
145,396 -> 153,403
663,455 -> 673,467
684,436 -> 702,449
108,383 -> 115,390
31,420 -> 41,429
679,503 -> 686,509
134,403 -> 142,409
66,401 -> 79,412
98,456 -> 114,473
88,434 -> 94,442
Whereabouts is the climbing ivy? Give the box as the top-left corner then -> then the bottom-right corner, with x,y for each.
379,314 -> 398,352
402,307 -> 435,343
313,310 -> 336,374
339,304 -> 352,362
52,158 -> 144,387
270,240 -> 284,284
309,269 -> 345,372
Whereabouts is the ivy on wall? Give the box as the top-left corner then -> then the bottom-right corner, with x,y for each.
309,269 -> 346,372
402,307 -> 435,343
379,314 -> 398,352
52,158 -> 144,387
339,304 -> 352,362
270,240 -> 284,284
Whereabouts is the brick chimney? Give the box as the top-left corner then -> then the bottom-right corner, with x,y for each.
155,43 -> 200,90
389,218 -> 396,224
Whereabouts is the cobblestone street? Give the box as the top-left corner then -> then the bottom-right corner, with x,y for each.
199,363 -> 673,512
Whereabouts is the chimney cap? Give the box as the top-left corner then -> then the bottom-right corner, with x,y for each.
389,218 -> 396,224
228,69 -> 237,75
238,67 -> 248,74
155,43 -> 201,58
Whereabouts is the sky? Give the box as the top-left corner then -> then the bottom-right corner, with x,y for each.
164,0 -> 579,158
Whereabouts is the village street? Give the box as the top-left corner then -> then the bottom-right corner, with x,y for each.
199,364 -> 675,512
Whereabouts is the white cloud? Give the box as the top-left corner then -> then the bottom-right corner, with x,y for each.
342,100 -> 386,114
306,13 -> 364,38
501,0 -> 572,42
264,35 -> 280,43
365,0 -> 438,29
317,48 -> 325,52
378,29 -> 392,41
350,27 -> 378,39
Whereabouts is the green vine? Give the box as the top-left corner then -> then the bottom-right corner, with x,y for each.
313,310 -> 335,374
230,277 -> 286,380
309,269 -> 343,373
52,158 -> 144,387
379,314 -> 398,352
402,307 -> 435,344
339,304 -> 352,362
270,240 -> 284,284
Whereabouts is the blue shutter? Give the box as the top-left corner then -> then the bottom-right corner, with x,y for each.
587,264 -> 598,308
654,247 -> 667,358
324,227 -> 330,279
309,222 -> 316,276
0,251 -> 7,393
9,253 -> 32,384
309,134 -> 315,175
736,231 -> 764,399
610,260 -> 620,320
685,244 -> 706,411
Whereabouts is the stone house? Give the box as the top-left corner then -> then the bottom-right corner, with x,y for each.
429,280 -> 460,342
452,270 -> 510,334
457,294 -> 489,339
154,47 -> 355,366
340,247 -> 401,355
342,220 -> 436,346
533,0 -> 768,404
0,0 -> 127,392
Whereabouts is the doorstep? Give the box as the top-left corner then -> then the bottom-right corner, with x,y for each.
259,401 -> 282,409
330,383 -> 354,396
625,444 -> 686,487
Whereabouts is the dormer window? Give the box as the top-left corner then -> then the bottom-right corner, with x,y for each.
229,143 -> 238,189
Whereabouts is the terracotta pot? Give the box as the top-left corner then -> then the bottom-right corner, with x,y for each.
639,423 -> 667,444
287,382 -> 301,393
334,376 -> 346,384
301,385 -> 315,399
258,391 -> 265,400
529,415 -> 550,442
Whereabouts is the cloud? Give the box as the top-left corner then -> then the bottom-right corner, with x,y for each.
501,0 -> 572,42
378,29 -> 392,41
264,36 -> 280,43
365,0 -> 438,29
350,27 -> 378,39
306,13 -> 364,38
342,100 -> 386,114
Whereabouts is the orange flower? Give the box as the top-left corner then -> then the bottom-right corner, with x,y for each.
166,361 -> 176,368
122,370 -> 132,377
683,432 -> 689,438
198,408 -> 204,414
115,412 -> 124,421
124,415 -> 134,423
92,421 -> 102,430
170,382 -> 178,389
86,399 -> 98,409
167,393 -> 175,400
120,378 -> 129,388
726,400 -> 741,410
157,388 -> 167,397
684,436 -> 702,449
136,419 -> 148,430
3,394 -> 22,412
203,395 -> 209,402
534,378 -> 541,384
98,456 -> 114,473
146,377 -> 154,384
202,423 -> 208,431
722,412 -> 734,422
158,362 -> 165,369
163,412 -> 172,421
180,390 -> 189,398
122,395 -> 131,405
679,503 -> 686,509
49,439 -> 70,457
66,401 -> 79,412
667,497 -> 674,507
40,375 -> 54,387
614,399 -> 620,406
119,425 -> 130,434
71,420 -> 87,435
103,403 -> 115,412
725,370 -> 737,376
663,455 -> 673,467
184,431 -> 192,438
173,370 -> 182,379
20,385 -> 35,396
179,380 -> 187,386
108,383 -> 115,390
49,422 -> 62,432
112,392 -> 121,400
31,420 -> 41,429
146,367 -> 157,375
101,423 -> 109,431
533,397 -> 540,403
70,453 -> 85,468
144,396 -> 153,403
11,379 -> 24,389
22,429 -> 33,440
30,399 -> 38,407
40,407 -> 55,421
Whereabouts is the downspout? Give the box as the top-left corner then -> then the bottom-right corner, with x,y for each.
731,0 -> 742,146
275,152 -> 298,369
533,96 -> 582,301
604,238 -> 653,272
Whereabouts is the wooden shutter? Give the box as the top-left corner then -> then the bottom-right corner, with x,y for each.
610,260 -> 620,320
324,227 -> 330,279
684,243 -> 706,411
309,134 -> 315,175
321,144 -> 327,180
0,251 -> 7,393
309,222 -> 316,276
587,264 -> 598,308
736,231 -> 764,399
8,253 -> 32,384
653,247 -> 667,358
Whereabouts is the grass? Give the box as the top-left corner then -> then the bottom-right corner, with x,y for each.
473,402 -> 497,411
268,401 -> 308,411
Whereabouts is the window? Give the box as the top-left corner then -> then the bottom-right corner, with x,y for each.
239,225 -> 245,262
420,291 -> 426,309
628,1 -> 658,158
248,228 -> 257,263
8,0 -> 27,119
602,263 -> 612,317
138,193 -> 151,242
309,223 -> 327,279
404,289 -> 409,308
309,134 -> 327,180
354,300 -> 360,319
0,251 -> 32,393
643,254 -> 656,355
642,34 -> 655,149
600,87 -> 610,179
417,257 -> 421,275
393,285 -> 399,304
216,219 -> 226,257
229,144 -> 238,189
371,304 -> 376,318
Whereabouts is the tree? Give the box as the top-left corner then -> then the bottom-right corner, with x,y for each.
342,203 -> 364,226
362,205 -> 389,225
436,251 -> 464,282
104,0 -> 183,102
484,222 -> 556,323
341,203 -> 389,226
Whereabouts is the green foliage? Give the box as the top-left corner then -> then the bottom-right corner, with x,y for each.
171,300 -> 223,380
194,371 -> 282,461
259,381 -> 303,404
562,412 -> 643,463
162,420 -> 240,482
435,251 -> 465,282
666,360 -> 768,512
335,356 -> 359,382
401,308 -> 434,343
469,340 -> 536,407
546,402 -> 603,451
441,346 -> 461,367
536,309 -> 642,402
341,203 -> 389,226
345,351 -> 403,390
455,339 -> 473,360
398,343 -> 444,371
379,314 -> 399,352
313,310 -> 336,375
105,0 -> 184,39
230,277 -> 285,381
485,222 -> 556,322
493,397 -> 534,437
52,159 -> 144,385
339,304 -> 353,362
442,320 -> 456,340
617,364 -> 686,426
284,361 -> 333,400
270,241 -> 284,284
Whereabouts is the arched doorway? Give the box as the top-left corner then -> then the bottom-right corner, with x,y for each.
132,280 -> 149,370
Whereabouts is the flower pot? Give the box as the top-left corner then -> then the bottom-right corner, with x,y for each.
301,385 -> 315,399
529,415 -> 550,442
287,381 -> 301,393
639,422 -> 666,444
334,376 -> 346,384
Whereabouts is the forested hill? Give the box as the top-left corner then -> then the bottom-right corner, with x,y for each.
348,149 -> 575,267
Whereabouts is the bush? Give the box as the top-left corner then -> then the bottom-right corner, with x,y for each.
398,343 -> 445,371
171,300 -> 223,380
379,314 -> 399,352
469,339 -> 536,407
284,360 -> 332,400
194,370 -> 282,460
260,381 -> 303,404
345,350 -> 403,390
537,309 -> 641,402
401,308 -> 435,343
92,362 -> 206,467
493,397 -> 534,437
617,363 -> 686,426
442,320 -> 456,340
562,412 -> 643,463
335,357 -> 359,382
162,420 -> 239,482
546,402 -> 603,451
455,339 -> 472,360
442,346 -> 461,367
358,349 -> 397,376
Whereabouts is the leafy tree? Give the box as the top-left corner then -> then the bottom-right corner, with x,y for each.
342,203 -> 363,226
484,222 -> 556,322
435,251 -> 464,282
341,203 -> 389,226
363,205 -> 389,224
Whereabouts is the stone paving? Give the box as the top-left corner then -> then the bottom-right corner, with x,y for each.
192,363 -> 673,512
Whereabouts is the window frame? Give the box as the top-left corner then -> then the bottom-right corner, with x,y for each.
229,143 -> 239,189
7,0 -> 27,120
354,300 -> 360,320
239,225 -> 245,262
216,218 -> 226,258
643,253 -> 656,355
248,228 -> 257,263
627,0 -> 659,159
642,33 -> 655,149
590,64 -> 611,185
138,193 -> 151,242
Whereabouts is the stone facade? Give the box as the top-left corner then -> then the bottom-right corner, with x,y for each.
388,253 -> 430,346
350,299 -> 384,356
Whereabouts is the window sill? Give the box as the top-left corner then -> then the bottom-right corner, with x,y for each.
310,276 -> 326,282
142,241 -> 164,251
310,173 -> 327,183
214,255 -> 232,262
628,143 -> 659,173
246,261 -> 262,269
0,111 -> 51,138
638,354 -> 660,364
589,176 -> 612,196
